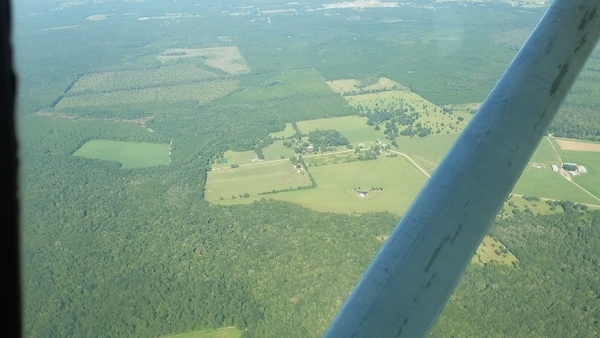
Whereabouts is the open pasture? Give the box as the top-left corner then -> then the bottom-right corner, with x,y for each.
211,149 -> 258,169
529,137 -> 562,164
562,150 -> 600,201
498,195 -> 558,218
394,133 -> 458,174
68,64 -> 217,94
265,156 -> 429,215
296,116 -> 385,145
161,327 -> 242,338
205,161 -> 312,202
261,140 -> 296,161
269,123 -> 296,139
304,151 -> 357,167
470,235 -> 518,266
157,47 -> 250,74
345,89 -> 472,134
326,77 -> 399,95
223,69 -> 337,103
56,80 -> 239,115
512,166 -> 599,205
72,140 -> 170,168
326,79 -> 360,95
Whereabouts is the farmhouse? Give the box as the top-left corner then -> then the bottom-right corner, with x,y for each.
551,164 -> 558,172
357,191 -> 368,198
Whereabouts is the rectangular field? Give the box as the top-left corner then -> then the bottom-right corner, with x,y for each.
68,64 -> 218,94
344,90 -> 471,134
512,166 -> 599,205
295,116 -> 385,145
562,150 -> 600,201
56,80 -> 239,113
211,149 -> 258,169
556,138 -> 600,152
205,160 -> 312,202
158,47 -> 250,74
223,68 -> 336,103
265,156 -> 429,215
72,140 -> 170,168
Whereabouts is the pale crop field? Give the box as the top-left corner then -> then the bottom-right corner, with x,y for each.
158,47 -> 250,74
72,140 -> 170,168
556,139 -> 600,152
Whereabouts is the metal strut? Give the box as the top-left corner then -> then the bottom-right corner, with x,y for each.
323,1 -> 600,337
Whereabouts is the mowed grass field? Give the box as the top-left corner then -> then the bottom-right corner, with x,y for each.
512,166 -> 599,205
160,327 -> 242,338
394,133 -> 458,174
267,156 -> 429,215
72,140 -> 170,168
562,150 -> 600,201
296,116 -> 385,145
530,137 -> 562,164
205,160 -> 312,202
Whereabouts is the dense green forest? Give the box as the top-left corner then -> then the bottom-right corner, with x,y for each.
15,0 -> 600,337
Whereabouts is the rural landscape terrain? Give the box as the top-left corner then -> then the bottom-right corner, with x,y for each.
15,0 -> 600,337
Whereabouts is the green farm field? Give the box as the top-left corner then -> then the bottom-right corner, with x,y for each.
211,149 -> 258,169
347,90 -> 472,134
161,327 -> 242,338
530,137 -> 562,164
265,155 -> 429,215
222,69 -> 338,103
512,166 -> 599,205
269,123 -> 296,139
262,140 -> 296,161
394,133 -> 459,174
562,150 -> 600,201
72,140 -> 170,168
205,160 -> 312,202
296,116 -> 385,145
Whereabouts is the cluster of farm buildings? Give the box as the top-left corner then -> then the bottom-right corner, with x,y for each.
552,163 -> 588,175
